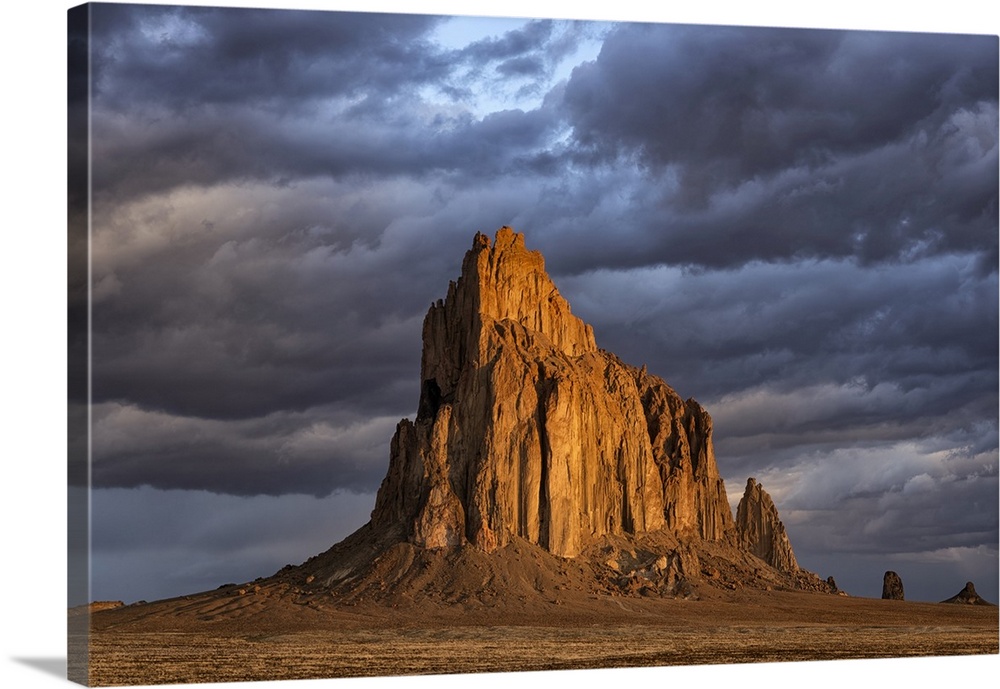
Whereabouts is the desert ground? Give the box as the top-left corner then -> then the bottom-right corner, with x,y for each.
80,581 -> 997,686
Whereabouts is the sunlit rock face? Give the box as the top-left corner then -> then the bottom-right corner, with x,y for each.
734,478 -> 800,573
371,227 -> 734,557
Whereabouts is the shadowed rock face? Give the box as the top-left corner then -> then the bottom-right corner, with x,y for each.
734,478 -> 799,573
883,571 -> 905,600
371,228 -> 734,557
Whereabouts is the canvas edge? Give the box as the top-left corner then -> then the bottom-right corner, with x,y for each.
67,3 -> 92,686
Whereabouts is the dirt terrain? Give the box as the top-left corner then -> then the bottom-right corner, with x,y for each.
80,534 -> 998,686
83,592 -> 998,685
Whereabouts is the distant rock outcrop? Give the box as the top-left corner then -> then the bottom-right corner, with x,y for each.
371,228 -> 734,557
734,478 -> 799,572
941,581 -> 995,606
882,571 -> 905,600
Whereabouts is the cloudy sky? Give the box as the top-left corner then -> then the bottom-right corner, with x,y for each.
71,1 -> 997,606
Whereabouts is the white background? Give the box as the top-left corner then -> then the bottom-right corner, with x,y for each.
2,1 -> 997,688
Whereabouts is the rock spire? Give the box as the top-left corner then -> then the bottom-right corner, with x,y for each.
882,571 -> 905,600
734,478 -> 799,572
371,228 -> 734,557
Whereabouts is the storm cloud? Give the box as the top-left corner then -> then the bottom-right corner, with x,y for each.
81,3 -> 997,602
557,25 -> 998,269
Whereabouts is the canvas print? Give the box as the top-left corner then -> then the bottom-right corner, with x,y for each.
68,2 -> 999,686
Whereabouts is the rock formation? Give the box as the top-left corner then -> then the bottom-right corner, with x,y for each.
279,227 -> 834,603
85,227 -> 834,628
371,227 -> 734,558
734,478 -> 799,572
941,581 -> 995,606
882,571 -> 905,600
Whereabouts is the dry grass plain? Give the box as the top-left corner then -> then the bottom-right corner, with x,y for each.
82,588 -> 998,686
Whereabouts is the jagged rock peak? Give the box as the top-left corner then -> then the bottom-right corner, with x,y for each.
420,227 -> 596,400
734,478 -> 799,573
941,581 -> 995,606
371,228 -> 734,558
460,228 -> 594,358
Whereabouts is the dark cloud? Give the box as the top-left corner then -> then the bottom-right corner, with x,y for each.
497,55 -> 546,77
564,25 -> 995,185
91,402 -> 397,496
91,5 -> 448,110
91,486 -> 375,602
555,24 -> 998,269
89,183 -> 459,421
87,9 -> 598,206
560,252 -> 996,399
